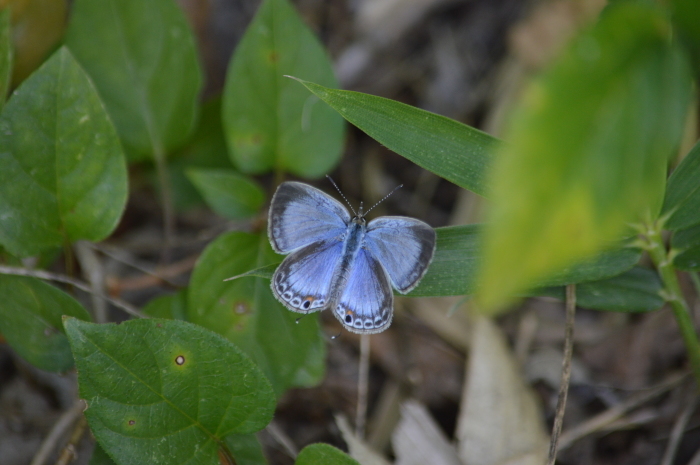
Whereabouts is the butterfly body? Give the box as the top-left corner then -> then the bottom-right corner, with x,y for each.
269,181 -> 435,334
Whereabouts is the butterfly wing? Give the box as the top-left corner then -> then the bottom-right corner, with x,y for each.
272,239 -> 343,313
365,217 -> 436,294
268,181 -> 350,254
334,249 -> 393,334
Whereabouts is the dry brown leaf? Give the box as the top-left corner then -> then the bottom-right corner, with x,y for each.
455,316 -> 548,465
392,399 -> 462,465
336,414 -> 393,465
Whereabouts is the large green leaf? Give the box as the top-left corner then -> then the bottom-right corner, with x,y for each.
292,78 -> 499,197
0,47 -> 128,257
222,0 -> 343,177
296,444 -> 360,465
408,226 -> 641,297
0,276 -> 90,371
0,8 -> 12,111
65,0 -> 202,158
476,3 -> 691,310
188,231 -> 325,396
671,223 -> 700,271
662,139 -> 700,230
536,266 -> 664,312
186,168 -> 265,220
64,317 -> 275,465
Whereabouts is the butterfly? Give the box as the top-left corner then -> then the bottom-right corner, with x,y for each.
268,180 -> 436,334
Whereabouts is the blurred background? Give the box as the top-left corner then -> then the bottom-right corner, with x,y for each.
1,0 -> 699,464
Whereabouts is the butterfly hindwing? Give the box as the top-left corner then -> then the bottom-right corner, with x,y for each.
272,239 -> 343,314
365,217 -> 436,293
268,182 -> 350,254
334,249 -> 393,334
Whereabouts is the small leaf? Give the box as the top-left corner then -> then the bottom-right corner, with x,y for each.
141,289 -> 188,320
188,231 -> 325,395
223,0 -> 343,177
408,226 -> 641,297
65,0 -> 203,157
64,317 -> 275,465
477,3 -> 692,310
296,444 -> 361,465
662,139 -> 700,230
672,223 -> 700,271
0,9 -> 13,110
186,168 -> 265,220
7,0 -> 66,85
536,267 -> 664,312
0,276 -> 90,372
291,78 -> 499,197
0,47 -> 128,257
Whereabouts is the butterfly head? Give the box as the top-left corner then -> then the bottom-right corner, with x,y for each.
352,201 -> 368,225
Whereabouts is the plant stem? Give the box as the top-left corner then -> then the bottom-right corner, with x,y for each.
547,283 -> 576,465
646,227 -> 700,389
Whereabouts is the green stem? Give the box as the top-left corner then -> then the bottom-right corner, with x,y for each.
646,228 -> 700,389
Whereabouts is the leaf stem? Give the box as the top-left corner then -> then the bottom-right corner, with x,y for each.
645,226 -> 700,389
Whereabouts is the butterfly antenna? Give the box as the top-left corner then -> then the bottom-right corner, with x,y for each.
326,175 -> 357,216
364,184 -> 403,216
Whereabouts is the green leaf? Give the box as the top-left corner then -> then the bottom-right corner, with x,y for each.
64,317 -> 275,465
142,289 -> 188,320
477,3 -> 692,310
188,231 -> 325,395
0,9 -> 13,111
90,443 -> 117,465
222,0 -> 343,177
0,47 -> 128,257
291,78 -> 499,197
223,434 -> 268,465
672,223 -> 700,271
186,169 -> 265,220
536,267 -> 664,312
662,139 -> 700,230
169,97 -> 233,211
65,0 -> 203,158
296,443 -> 360,465
0,276 -> 90,371
671,0 -> 700,70
408,226 -> 641,297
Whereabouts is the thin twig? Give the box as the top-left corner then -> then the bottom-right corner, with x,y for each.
265,420 -> 299,458
30,400 -> 84,465
88,242 -> 182,288
547,283 -> 577,465
558,372 -> 688,450
55,415 -> 88,465
0,265 -> 146,319
660,383 -> 698,465
356,334 -> 371,438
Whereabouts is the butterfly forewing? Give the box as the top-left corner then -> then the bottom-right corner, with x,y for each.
365,217 -> 436,293
268,182 -> 350,254
334,249 -> 393,334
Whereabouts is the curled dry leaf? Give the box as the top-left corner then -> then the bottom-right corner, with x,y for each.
456,316 -> 548,465
392,400 -> 461,465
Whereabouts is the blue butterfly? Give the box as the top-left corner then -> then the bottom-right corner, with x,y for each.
268,181 -> 436,334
